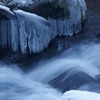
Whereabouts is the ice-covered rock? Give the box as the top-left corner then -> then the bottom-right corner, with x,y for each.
48,0 -> 87,36
7,0 -> 87,36
0,0 -> 87,54
8,0 -> 87,36
14,10 -> 53,53
0,5 -> 53,53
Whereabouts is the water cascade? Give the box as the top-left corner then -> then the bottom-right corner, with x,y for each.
0,42 -> 100,100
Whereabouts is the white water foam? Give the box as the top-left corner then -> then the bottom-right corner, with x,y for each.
28,42 -> 100,83
0,42 -> 100,100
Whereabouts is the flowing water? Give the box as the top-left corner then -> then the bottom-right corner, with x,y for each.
0,42 -> 100,100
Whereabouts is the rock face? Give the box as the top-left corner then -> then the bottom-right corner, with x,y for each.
0,0 -> 87,54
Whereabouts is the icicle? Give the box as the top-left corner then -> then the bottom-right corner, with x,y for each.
48,0 -> 87,36
7,20 -> 11,49
10,19 -> 19,52
0,0 -> 87,54
17,18 -> 27,53
0,19 -> 7,48
14,10 -> 53,53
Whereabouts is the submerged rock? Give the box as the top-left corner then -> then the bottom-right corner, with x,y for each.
49,69 -> 100,93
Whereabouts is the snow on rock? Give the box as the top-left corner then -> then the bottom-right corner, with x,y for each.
0,5 -> 14,18
62,90 -> 100,100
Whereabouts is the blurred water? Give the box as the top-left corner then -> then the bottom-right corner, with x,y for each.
0,42 -> 100,99
29,42 -> 100,82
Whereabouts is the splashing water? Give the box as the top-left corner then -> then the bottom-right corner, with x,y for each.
28,42 -> 100,82
0,65 -> 62,100
0,42 -> 100,99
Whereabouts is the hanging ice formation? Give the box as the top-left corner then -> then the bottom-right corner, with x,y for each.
48,0 -> 87,36
0,5 -> 53,53
0,0 -> 87,53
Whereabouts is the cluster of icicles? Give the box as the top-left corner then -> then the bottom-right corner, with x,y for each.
0,0 -> 87,53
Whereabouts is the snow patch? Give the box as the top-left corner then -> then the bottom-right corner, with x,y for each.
0,5 -> 14,17
62,90 -> 100,100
